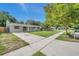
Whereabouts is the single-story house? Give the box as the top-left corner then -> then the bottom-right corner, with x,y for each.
6,21 -> 41,32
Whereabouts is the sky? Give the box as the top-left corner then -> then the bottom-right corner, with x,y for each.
0,3 -> 47,22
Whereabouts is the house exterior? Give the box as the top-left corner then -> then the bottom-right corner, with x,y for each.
6,21 -> 41,32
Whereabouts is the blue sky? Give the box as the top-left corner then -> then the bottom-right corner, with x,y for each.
0,3 -> 47,22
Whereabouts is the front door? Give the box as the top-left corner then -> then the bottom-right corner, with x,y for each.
23,27 -> 27,32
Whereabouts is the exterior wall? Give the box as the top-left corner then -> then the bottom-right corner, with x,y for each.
6,23 -> 41,32
9,25 -> 23,32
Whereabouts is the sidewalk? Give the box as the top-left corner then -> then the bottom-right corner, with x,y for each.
4,31 -> 64,56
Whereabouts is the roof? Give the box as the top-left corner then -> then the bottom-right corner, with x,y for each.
7,23 -> 41,27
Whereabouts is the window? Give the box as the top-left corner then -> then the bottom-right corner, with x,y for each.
37,27 -> 40,29
33,27 -> 35,29
14,26 -> 19,29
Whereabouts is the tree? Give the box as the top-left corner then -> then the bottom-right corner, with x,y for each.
44,3 -> 79,34
18,21 -> 24,24
26,19 -> 41,26
0,11 -> 17,26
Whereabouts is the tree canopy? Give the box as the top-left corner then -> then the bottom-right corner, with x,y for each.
0,11 -> 17,26
25,19 -> 42,26
44,3 -> 79,33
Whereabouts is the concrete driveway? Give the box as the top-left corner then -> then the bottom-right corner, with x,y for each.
4,32 -> 64,56
13,32 -> 45,44
3,31 -> 79,56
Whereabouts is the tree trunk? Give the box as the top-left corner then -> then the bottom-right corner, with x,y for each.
65,25 -> 68,35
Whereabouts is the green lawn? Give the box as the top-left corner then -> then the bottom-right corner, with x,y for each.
30,30 -> 60,37
32,51 -> 46,56
57,33 -> 79,42
0,44 -> 6,54
0,32 -> 2,35
0,33 -> 29,55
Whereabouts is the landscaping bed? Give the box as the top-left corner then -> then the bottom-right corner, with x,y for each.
57,33 -> 79,42
0,33 -> 29,55
30,30 -> 60,37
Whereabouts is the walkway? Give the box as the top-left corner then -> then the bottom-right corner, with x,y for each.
4,31 -> 64,56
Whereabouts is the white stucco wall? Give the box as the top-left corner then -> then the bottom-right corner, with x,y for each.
6,23 -> 41,32
9,25 -> 23,32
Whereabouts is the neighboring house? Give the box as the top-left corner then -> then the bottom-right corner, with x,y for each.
50,26 -> 64,30
6,21 -> 41,32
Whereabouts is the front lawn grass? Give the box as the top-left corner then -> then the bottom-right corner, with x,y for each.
0,44 -> 6,54
57,33 -> 79,42
32,51 -> 46,56
0,33 -> 29,55
30,30 -> 59,37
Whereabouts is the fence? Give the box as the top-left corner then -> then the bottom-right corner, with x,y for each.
0,27 -> 5,32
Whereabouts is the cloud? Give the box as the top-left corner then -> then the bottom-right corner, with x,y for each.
18,3 -> 39,12
19,3 -> 27,13
18,3 -> 41,17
